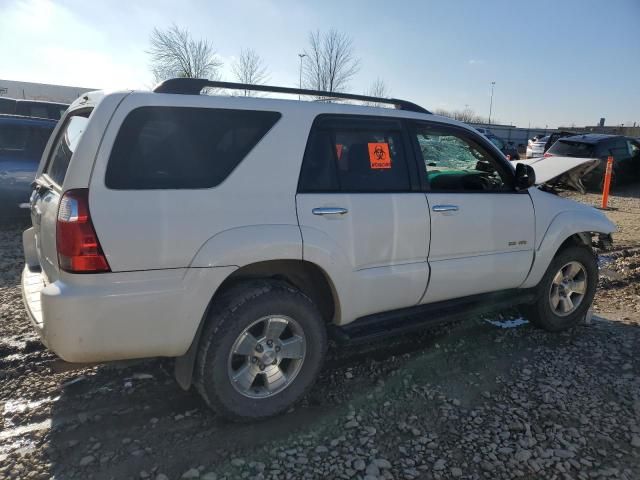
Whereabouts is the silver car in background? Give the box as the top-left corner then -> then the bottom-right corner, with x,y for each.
526,135 -> 549,158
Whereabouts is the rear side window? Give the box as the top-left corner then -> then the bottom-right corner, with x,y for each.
298,117 -> 411,193
609,139 -> 630,160
0,98 -> 16,115
547,140 -> 595,158
0,124 -> 29,152
2,125 -> 53,160
46,111 -> 91,185
106,107 -> 281,190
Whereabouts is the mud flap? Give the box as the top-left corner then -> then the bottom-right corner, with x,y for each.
174,322 -> 205,390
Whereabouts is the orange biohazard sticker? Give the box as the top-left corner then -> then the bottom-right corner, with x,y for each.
368,142 -> 391,169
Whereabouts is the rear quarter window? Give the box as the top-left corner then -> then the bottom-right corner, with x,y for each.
105,107 -> 281,190
45,110 -> 91,185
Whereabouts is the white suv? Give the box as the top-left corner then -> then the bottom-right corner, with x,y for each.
22,79 -> 615,420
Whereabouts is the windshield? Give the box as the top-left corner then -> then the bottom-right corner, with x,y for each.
547,139 -> 596,158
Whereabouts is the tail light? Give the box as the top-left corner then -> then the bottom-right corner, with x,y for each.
543,152 -> 554,158
57,189 -> 110,273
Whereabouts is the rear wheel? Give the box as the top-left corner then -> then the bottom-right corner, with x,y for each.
195,280 -> 327,421
524,245 -> 598,332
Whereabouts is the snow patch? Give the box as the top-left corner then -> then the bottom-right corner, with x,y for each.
484,316 -> 529,329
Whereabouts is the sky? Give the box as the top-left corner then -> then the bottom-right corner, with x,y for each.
1,0 -> 639,128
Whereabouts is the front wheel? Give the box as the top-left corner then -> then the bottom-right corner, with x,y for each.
524,245 -> 598,332
195,281 -> 327,421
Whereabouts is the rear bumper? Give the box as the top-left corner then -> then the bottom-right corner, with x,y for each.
21,264 -> 236,363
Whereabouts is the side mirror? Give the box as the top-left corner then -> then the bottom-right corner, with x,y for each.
515,163 -> 536,190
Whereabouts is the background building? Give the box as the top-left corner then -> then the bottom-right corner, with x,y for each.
0,79 -> 97,104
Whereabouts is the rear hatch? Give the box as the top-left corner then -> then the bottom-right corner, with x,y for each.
30,108 -> 93,282
27,90 -> 131,284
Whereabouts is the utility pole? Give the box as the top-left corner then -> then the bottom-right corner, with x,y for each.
297,53 -> 306,100
488,81 -> 495,124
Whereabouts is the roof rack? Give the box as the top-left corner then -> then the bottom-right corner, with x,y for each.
152,78 -> 431,115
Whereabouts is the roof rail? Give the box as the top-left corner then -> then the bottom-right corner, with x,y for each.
152,78 -> 431,115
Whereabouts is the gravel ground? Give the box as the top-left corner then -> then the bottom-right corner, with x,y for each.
561,182 -> 640,321
1,186 -> 640,480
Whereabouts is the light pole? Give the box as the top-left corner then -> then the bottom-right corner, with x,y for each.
298,53 -> 306,99
488,81 -> 496,124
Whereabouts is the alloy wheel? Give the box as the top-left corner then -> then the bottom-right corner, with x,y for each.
227,315 -> 307,399
548,261 -> 587,317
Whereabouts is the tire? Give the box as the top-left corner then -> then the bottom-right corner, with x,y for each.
195,280 -> 327,421
524,245 -> 598,332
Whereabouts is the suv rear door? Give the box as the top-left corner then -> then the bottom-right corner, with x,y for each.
296,115 -> 430,323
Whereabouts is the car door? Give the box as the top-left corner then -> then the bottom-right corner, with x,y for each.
627,139 -> 640,179
296,115 -> 430,324
608,138 -> 632,179
408,121 -> 535,304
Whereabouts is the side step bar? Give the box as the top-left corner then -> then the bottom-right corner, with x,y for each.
330,289 -> 536,345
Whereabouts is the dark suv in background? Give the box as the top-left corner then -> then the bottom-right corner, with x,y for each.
545,134 -> 640,189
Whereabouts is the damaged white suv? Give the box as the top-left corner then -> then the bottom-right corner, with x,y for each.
22,79 -> 615,420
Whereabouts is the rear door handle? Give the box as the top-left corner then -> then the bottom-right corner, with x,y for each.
432,205 -> 459,212
312,207 -> 348,216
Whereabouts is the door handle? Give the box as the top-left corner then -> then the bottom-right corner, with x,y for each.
312,207 -> 348,216
432,205 -> 459,212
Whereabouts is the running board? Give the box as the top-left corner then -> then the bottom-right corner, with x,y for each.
330,289 -> 536,345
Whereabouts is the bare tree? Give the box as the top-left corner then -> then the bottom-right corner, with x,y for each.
434,107 -> 491,124
303,29 -> 360,95
363,78 -> 391,106
231,49 -> 269,96
148,24 -> 222,84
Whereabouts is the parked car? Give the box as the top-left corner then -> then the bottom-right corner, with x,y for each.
0,97 -> 69,120
544,130 -> 582,152
486,134 -> 520,160
526,131 -> 582,159
526,135 -> 549,158
0,114 -> 57,220
22,79 -> 615,420
545,134 -> 640,190
474,127 -> 493,136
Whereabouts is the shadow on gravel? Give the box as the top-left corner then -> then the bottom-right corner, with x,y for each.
3,311 -> 639,479
24,320 -> 457,478
23,314 -> 568,478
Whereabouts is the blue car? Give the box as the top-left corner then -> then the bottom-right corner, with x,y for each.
0,114 -> 57,220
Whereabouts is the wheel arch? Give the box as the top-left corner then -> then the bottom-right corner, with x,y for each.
214,259 -> 340,325
174,259 -> 340,390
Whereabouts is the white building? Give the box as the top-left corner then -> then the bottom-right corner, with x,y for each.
0,79 -> 97,104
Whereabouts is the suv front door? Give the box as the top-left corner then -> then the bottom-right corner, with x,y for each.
296,115 -> 430,324
409,121 -> 535,304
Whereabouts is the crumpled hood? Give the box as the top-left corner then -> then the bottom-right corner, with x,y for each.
514,156 -> 600,193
